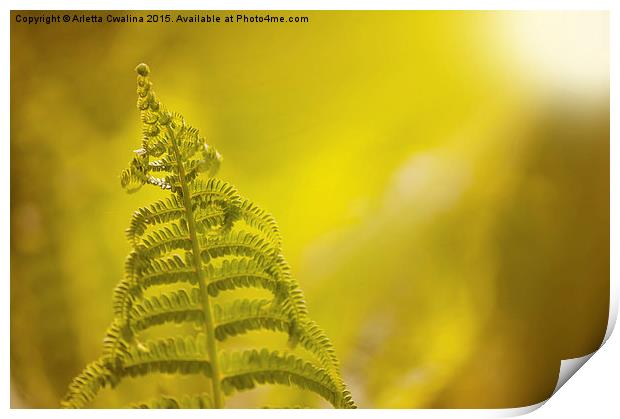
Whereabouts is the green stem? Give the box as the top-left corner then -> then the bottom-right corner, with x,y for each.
168,125 -> 224,408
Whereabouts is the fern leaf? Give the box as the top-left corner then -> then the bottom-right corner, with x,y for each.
63,64 -> 355,409
115,252 -> 195,320
205,258 -> 289,298
220,349 -> 354,409
136,222 -> 191,258
112,276 -> 135,318
212,298 -> 343,390
126,196 -> 183,243
61,358 -> 115,408
194,205 -> 230,232
137,254 -> 196,289
114,253 -> 196,322
238,198 -> 282,247
132,393 -> 212,408
120,153 -> 150,193
291,319 -> 347,394
191,178 -> 241,209
130,289 -> 203,332
121,335 -> 212,379
200,230 -> 277,266
213,299 -> 289,341
102,318 -> 131,365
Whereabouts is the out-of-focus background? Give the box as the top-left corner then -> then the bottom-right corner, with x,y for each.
10,11 -> 609,408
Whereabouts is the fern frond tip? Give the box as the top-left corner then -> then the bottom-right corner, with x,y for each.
135,63 -> 150,77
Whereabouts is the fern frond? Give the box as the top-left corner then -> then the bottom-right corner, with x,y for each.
130,289 -> 203,332
126,196 -> 183,243
114,252 -> 196,322
121,335 -> 212,379
237,198 -> 282,247
136,222 -> 191,258
120,153 -> 150,193
63,63 -> 355,409
132,393 -> 212,408
137,254 -> 195,288
205,258 -> 288,298
113,276 -> 135,318
212,299 -> 343,390
220,349 -> 354,409
102,318 -> 131,365
146,174 -> 174,191
213,299 -> 289,341
200,230 -> 278,267
61,358 -> 115,408
291,319 -> 347,394
194,206 -> 230,232
279,277 -> 310,320
191,178 -> 240,209
116,251 -> 196,321
64,335 -> 214,409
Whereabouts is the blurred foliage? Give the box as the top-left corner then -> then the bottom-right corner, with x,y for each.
10,11 -> 608,408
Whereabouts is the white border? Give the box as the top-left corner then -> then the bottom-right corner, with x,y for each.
3,1 -> 617,417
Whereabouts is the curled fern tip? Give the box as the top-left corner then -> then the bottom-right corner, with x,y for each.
135,63 -> 150,77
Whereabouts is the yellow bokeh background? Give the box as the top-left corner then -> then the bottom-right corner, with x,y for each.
11,11 -> 609,408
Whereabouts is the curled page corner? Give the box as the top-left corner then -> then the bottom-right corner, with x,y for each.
551,281 -> 618,396
492,401 -> 546,417
552,353 -> 595,394
490,351 -> 600,417
493,282 -> 617,417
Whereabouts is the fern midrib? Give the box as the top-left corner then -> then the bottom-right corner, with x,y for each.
168,125 -> 224,408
